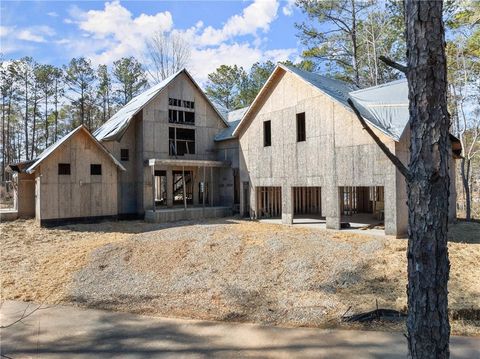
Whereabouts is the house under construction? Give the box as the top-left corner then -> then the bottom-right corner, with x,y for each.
6,65 -> 461,236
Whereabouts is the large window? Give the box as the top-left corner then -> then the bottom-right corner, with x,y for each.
168,109 -> 195,124
296,112 -> 306,142
169,98 -> 194,108
58,163 -> 71,175
169,127 -> 195,156
168,97 -> 195,124
263,120 -> 271,147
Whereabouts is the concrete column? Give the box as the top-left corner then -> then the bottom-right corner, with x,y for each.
151,164 -> 156,212
281,185 -> 293,225
249,183 -> 256,219
325,185 -> 341,230
166,168 -> 173,208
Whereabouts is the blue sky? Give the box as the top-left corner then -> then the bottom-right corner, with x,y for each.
1,0 -> 304,83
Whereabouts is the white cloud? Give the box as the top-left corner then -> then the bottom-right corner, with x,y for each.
18,30 -> 46,43
66,0 -> 173,64
195,0 -> 279,46
0,26 -> 13,37
16,26 -> 56,43
47,11 -> 59,17
282,0 -> 296,16
54,0 -> 297,84
55,38 -> 70,45
189,43 -> 297,84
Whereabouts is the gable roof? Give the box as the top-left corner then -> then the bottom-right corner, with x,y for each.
94,68 -> 228,142
26,125 -> 126,174
215,107 -> 249,141
233,64 -> 409,142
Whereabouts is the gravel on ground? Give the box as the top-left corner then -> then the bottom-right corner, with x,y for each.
1,217 -> 479,335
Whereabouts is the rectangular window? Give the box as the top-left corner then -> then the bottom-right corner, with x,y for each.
169,98 -> 195,124
184,111 -> 195,124
296,112 -> 306,142
263,120 -> 271,147
120,149 -> 129,161
90,164 -> 102,175
169,127 -> 195,156
58,163 -> 71,175
169,109 -> 194,124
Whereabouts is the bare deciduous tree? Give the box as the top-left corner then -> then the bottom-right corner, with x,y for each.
146,31 -> 191,83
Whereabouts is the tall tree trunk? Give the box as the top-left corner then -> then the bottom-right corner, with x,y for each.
6,97 -> 11,178
1,96 -> 5,182
81,87 -> 85,125
460,158 -> 471,220
54,79 -> 58,142
405,1 -> 451,358
45,91 -> 49,147
31,101 -> 37,159
351,0 -> 359,86
24,78 -> 29,161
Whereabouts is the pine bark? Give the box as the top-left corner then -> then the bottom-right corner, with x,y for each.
405,1 -> 451,358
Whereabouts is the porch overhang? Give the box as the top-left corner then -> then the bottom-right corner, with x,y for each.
147,159 -> 231,168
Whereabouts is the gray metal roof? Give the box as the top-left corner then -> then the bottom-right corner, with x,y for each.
27,125 -> 126,174
215,107 -> 249,141
280,64 -> 358,108
349,79 -> 409,141
94,68 -> 228,142
233,64 -> 409,141
282,65 -> 410,140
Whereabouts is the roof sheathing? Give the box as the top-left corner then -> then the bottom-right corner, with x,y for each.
94,69 -> 228,142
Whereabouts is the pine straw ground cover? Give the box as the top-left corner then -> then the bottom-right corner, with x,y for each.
1,218 -> 479,336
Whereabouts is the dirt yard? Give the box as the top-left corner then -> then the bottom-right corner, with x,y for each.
1,218 -> 479,335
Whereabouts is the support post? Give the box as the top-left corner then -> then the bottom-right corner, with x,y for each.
203,166 -> 206,208
325,185 -> 341,230
182,166 -> 187,210
210,167 -> 213,207
166,169 -> 173,208
281,185 -> 293,225
151,164 -> 156,212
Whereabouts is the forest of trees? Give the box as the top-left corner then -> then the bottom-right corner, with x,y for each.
1,0 -> 478,217
0,55 -> 148,177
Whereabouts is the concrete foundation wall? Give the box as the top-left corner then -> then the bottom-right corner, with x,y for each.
145,206 -> 232,223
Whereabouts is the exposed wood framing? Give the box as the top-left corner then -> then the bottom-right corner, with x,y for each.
293,187 -> 321,215
256,186 -> 282,218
